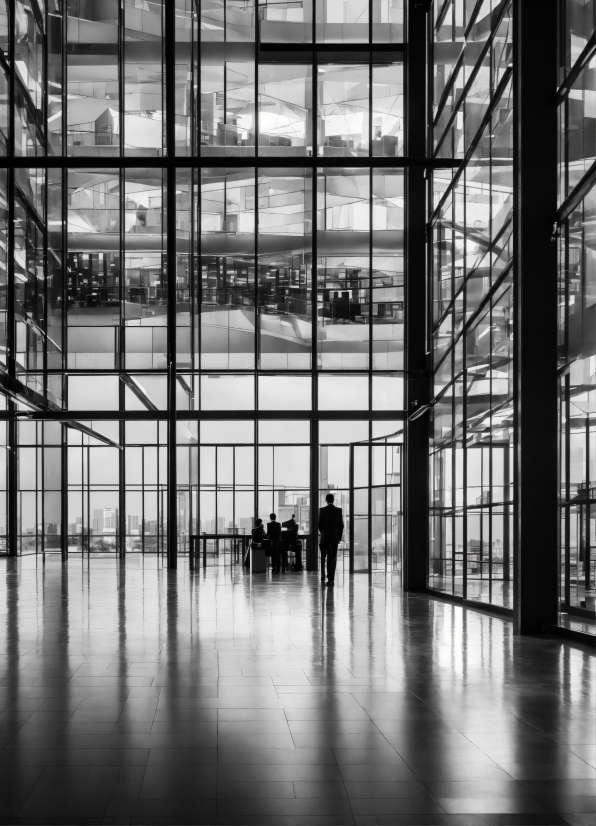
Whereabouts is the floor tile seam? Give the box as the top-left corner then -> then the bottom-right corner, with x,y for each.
472,736 -> 596,766
366,716 -> 410,750
344,785 -> 451,819
392,738 -> 515,777
5,759 -> 49,816
369,708 -> 461,736
354,687 -> 438,717
13,763 -> 120,819
0,717 -> 31,738
560,745 -> 596,767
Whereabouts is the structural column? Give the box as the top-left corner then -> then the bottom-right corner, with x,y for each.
513,0 -> 558,632
403,0 -> 429,591
166,0 -> 178,570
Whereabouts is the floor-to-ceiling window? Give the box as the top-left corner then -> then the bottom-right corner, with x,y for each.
0,0 -> 407,573
429,1 -> 514,608
557,0 -> 596,635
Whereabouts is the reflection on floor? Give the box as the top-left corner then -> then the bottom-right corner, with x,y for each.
0,556 -> 594,825
426,577 -> 514,610
560,613 -> 596,637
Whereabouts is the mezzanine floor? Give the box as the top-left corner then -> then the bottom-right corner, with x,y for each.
0,556 -> 594,826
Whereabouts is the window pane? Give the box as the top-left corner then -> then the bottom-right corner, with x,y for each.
201,168 -> 256,369
200,374 -> 255,409
318,374 -> 369,410
258,169 -> 312,370
258,375 -> 312,409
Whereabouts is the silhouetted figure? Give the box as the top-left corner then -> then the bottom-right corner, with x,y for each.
252,517 -> 265,546
283,513 -> 302,571
318,493 -> 344,587
245,518 -> 265,567
267,512 -> 284,573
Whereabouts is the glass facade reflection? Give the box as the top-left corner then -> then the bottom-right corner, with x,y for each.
429,0 -> 514,608
0,0 -> 405,578
557,0 -> 596,632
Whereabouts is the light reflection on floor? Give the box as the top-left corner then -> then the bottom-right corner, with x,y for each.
0,555 -> 593,825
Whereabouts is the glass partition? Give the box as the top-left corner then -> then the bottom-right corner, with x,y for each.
430,1 -> 514,608
349,432 -> 401,575
557,0 -> 596,634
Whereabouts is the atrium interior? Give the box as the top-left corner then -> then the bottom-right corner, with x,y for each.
0,0 -> 593,824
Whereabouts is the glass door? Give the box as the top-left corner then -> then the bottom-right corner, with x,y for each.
349,437 -> 402,574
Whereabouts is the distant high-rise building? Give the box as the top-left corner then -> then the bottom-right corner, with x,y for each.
127,515 -> 140,535
93,508 -> 118,535
238,517 -> 253,534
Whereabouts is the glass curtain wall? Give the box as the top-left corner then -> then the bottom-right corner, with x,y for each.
429,0 -> 514,607
557,0 -> 596,634
0,0 -> 407,565
350,426 -> 402,574
319,419 -> 401,575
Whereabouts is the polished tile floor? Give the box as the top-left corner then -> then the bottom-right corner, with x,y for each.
0,556 -> 594,826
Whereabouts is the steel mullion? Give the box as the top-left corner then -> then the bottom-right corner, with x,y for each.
141,447 -> 145,555
7,0 -> 17,560
255,168 -> 259,371
42,0 -> 47,156
430,67 -> 513,222
433,0 -> 510,147
0,156 -> 460,170
61,419 -> 67,559
198,168 -> 202,375
258,44 -> 406,54
42,166 -> 48,398
585,416 -> 590,594
119,167 -> 124,376
21,408 -> 406,421
119,0 -> 124,156
556,32 -> 596,102
191,169 -> 196,372
40,421 -> 43,556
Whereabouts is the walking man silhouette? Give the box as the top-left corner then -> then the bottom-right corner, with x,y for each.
318,493 -> 344,587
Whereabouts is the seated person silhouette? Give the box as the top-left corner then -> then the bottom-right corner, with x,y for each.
267,513 -> 284,573
318,493 -> 344,587
252,518 -> 265,546
246,517 -> 267,570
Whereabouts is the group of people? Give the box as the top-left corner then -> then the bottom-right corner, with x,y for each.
250,493 -> 344,587
251,512 -> 301,573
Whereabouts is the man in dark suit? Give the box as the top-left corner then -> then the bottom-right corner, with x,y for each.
267,512 -> 283,572
318,493 -> 344,587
